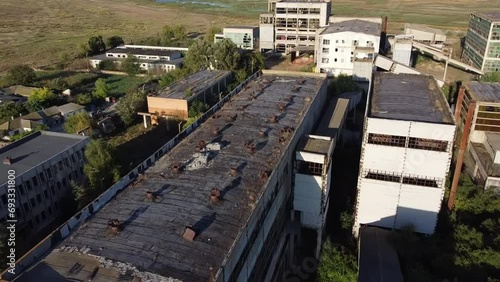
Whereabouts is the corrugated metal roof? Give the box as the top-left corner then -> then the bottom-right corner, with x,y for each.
465,81 -> 500,103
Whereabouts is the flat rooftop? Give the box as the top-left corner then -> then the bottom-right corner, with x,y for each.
475,11 -> 500,22
405,23 -> 445,36
486,132 -> 500,152
321,19 -> 381,36
19,73 -> 326,281
465,81 -> 500,103
155,70 -> 232,100
370,72 -> 454,124
358,226 -> 404,282
90,54 -> 183,65
0,131 -> 88,186
107,47 -> 180,57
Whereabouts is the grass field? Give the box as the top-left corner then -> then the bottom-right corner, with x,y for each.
1,0 -> 499,72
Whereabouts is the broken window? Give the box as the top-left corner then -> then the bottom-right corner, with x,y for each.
402,176 -> 441,188
364,170 -> 401,183
408,137 -> 448,152
367,133 -> 406,147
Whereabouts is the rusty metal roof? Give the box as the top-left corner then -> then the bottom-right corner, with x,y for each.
18,72 -> 326,282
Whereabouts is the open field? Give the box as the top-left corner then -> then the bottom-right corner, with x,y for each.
1,0 -> 499,72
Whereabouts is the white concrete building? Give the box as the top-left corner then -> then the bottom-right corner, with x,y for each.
259,0 -> 331,54
354,73 -> 455,236
214,26 -> 259,50
315,19 -> 381,76
89,45 -> 184,73
392,34 -> 414,66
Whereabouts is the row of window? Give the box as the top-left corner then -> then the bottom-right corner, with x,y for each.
297,160 -> 323,176
229,178 -> 284,281
367,133 -> 449,152
363,170 -> 443,188
275,8 -> 321,14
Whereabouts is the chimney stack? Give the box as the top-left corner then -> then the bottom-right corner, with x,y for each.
209,188 -> 221,205
183,226 -> 196,241
107,219 -> 121,234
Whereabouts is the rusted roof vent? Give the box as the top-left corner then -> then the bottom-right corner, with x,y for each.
183,226 -> 197,241
285,95 -> 294,103
291,86 -> 301,93
3,157 -> 13,165
195,140 -> 206,152
258,84 -> 264,92
226,114 -> 238,122
258,129 -> 267,137
244,140 -> 256,154
280,126 -> 294,135
296,79 -> 306,85
108,219 -> 121,234
259,170 -> 269,181
238,104 -> 249,111
278,102 -> 286,112
211,114 -> 222,120
145,190 -> 155,200
172,163 -> 182,173
212,127 -> 220,136
230,167 -> 238,177
269,115 -> 279,123
209,188 -> 221,205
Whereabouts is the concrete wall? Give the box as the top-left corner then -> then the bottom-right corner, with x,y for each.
294,173 -> 323,229
354,117 -> 455,236
1,72 -> 263,282
147,96 -> 188,120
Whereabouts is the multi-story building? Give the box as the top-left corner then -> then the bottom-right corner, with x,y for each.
89,45 -> 185,73
353,72 -> 455,236
259,0 -> 332,54
457,81 -> 500,189
0,131 -> 89,240
463,12 -> 500,73
146,70 -> 232,121
10,71 -> 329,282
315,18 -> 381,76
215,26 -> 259,50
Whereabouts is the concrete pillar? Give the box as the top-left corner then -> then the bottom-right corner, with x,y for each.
143,115 -> 148,129
315,228 -> 322,260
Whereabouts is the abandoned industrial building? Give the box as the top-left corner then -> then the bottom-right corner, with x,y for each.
353,73 -> 456,236
215,26 -> 259,50
315,18 -> 382,76
146,70 -> 232,122
10,71 -> 337,282
463,12 -> 500,73
0,131 -> 89,240
458,81 -> 500,189
259,0 -> 332,54
89,45 -> 185,72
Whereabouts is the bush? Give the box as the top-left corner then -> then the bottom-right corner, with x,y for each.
7,65 -> 36,85
480,72 -> 500,82
98,60 -> 116,71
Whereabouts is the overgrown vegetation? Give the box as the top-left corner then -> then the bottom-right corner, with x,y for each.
78,140 -> 121,207
27,87 -> 58,110
0,103 -> 29,124
480,72 -> 500,83
391,174 -> 500,282
63,112 -> 93,135
330,75 -> 360,96
122,56 -> 141,77
317,241 -> 358,282
78,35 -> 106,57
116,89 -> 147,126
7,65 -> 36,85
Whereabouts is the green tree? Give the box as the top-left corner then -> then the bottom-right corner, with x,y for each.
7,65 -> 36,85
63,112 -> 93,134
93,78 -> 109,100
122,55 -> 141,76
83,139 -> 120,192
173,25 -> 187,42
188,100 -> 209,118
0,103 -> 28,124
212,39 -> 241,71
205,26 -> 222,42
78,43 -> 90,57
98,59 -> 116,70
106,36 -> 124,48
87,35 -> 106,55
75,93 -> 93,105
317,241 -> 358,282
480,72 -> 500,82
184,39 -> 214,71
28,87 -> 58,109
116,89 -> 147,125
163,25 -> 175,46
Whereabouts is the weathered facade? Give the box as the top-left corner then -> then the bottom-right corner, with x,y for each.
463,12 -> 500,73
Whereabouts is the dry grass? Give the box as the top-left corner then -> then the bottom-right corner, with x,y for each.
1,0 -> 499,72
